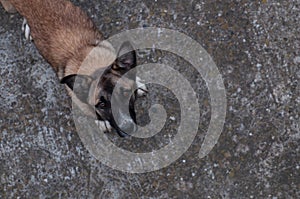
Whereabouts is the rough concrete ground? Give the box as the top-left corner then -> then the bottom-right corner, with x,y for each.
0,0 -> 299,198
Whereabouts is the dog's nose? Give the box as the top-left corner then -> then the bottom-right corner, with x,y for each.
121,122 -> 137,134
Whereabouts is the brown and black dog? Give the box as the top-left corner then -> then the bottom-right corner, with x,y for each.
1,0 -> 147,136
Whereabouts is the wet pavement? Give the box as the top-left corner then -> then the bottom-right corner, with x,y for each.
0,0 -> 299,198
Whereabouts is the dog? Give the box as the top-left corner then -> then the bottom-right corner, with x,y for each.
1,0 -> 148,137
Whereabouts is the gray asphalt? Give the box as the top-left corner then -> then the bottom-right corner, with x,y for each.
0,0 -> 299,198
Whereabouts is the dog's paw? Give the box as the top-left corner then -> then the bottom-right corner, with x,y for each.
136,76 -> 148,97
95,120 -> 111,132
22,18 -> 33,41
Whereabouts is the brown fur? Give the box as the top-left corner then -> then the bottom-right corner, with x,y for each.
2,0 -> 104,78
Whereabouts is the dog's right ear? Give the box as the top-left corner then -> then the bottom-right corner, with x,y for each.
60,74 -> 93,91
113,41 -> 136,70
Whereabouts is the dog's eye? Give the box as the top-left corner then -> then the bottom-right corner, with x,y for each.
96,97 -> 107,109
96,101 -> 106,108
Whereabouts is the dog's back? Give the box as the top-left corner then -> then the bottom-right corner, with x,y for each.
6,0 -> 104,74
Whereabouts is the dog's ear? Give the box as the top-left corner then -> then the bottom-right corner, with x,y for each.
60,74 -> 93,91
114,41 -> 136,70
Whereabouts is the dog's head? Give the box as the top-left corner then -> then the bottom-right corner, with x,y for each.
61,41 -> 137,137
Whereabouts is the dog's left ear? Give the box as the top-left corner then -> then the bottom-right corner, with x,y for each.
114,41 -> 136,70
60,74 -> 93,91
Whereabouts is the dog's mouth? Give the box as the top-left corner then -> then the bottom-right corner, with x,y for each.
94,93 -> 137,137
95,112 -> 134,137
109,119 -> 130,137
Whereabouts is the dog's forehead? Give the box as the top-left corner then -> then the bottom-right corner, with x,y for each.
76,41 -> 116,76
106,74 -> 135,87
94,74 -> 135,98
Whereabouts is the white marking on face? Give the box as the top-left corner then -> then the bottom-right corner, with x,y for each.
136,76 -> 148,96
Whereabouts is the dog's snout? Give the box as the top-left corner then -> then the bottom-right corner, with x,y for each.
120,121 -> 136,134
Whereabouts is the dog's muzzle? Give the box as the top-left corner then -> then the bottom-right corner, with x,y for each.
110,118 -> 137,137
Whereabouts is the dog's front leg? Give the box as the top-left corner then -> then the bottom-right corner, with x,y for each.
95,120 -> 112,133
22,18 -> 33,41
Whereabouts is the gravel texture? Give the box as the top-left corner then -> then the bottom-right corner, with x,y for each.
0,0 -> 299,198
